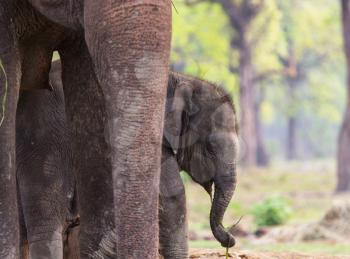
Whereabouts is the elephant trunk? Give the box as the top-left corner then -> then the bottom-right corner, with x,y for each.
209,164 -> 236,248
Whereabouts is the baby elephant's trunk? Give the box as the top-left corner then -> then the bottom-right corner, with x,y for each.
209,164 -> 237,248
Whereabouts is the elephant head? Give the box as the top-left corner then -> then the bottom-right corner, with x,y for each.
164,72 -> 239,248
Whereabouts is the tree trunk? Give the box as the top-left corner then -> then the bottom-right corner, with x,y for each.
255,90 -> 269,166
336,0 -> 350,192
337,109 -> 350,192
286,115 -> 297,160
285,76 -> 298,160
238,42 -> 258,167
0,11 -> 21,257
215,0 -> 261,167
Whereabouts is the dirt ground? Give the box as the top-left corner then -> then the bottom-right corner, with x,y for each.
189,249 -> 350,259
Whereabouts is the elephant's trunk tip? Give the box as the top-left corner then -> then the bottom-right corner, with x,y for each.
213,224 -> 236,248
225,234 -> 236,248
210,209 -> 236,248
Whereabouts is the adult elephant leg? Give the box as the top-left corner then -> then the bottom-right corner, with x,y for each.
159,148 -> 188,259
28,236 -> 63,259
84,1 -> 172,257
59,39 -> 115,258
18,188 -> 29,259
0,25 -> 21,257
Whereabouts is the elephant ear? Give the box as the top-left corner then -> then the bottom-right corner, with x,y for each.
164,73 -> 197,154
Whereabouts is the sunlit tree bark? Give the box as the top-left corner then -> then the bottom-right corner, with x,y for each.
336,0 -> 350,192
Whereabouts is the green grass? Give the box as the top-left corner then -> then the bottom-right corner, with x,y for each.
186,160 -> 335,232
185,160 -> 349,255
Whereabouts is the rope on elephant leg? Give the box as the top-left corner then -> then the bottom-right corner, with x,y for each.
0,58 -> 8,127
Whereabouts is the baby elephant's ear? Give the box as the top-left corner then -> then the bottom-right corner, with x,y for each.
164,75 -> 194,153
187,98 -> 199,116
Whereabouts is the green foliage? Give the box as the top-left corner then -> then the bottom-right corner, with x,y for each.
250,0 -> 285,73
186,161 -> 339,253
260,0 -> 343,158
172,1 -> 238,97
250,195 -> 293,227
172,0 -> 344,159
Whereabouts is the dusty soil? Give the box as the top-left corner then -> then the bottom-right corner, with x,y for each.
189,249 -> 350,259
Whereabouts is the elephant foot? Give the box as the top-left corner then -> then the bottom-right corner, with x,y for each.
159,247 -> 188,259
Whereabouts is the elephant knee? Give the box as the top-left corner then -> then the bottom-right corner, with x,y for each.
159,191 -> 186,220
26,227 -> 64,259
27,226 -> 63,244
29,239 -> 63,259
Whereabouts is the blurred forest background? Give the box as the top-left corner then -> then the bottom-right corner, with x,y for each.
171,0 -> 350,255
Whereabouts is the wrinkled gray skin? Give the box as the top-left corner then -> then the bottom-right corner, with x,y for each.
16,61 -> 79,259
160,73 -> 238,258
16,62 -> 238,259
0,1 -> 171,258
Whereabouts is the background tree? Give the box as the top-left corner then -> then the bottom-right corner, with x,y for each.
184,0 -> 284,167
168,1 -> 350,254
172,0 -> 343,169
275,0 -> 342,161
337,0 -> 350,192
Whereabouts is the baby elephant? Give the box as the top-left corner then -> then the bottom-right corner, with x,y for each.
16,61 -> 78,259
159,73 -> 238,258
16,61 -> 238,259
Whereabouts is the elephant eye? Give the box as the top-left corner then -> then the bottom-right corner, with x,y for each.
206,139 -> 217,156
